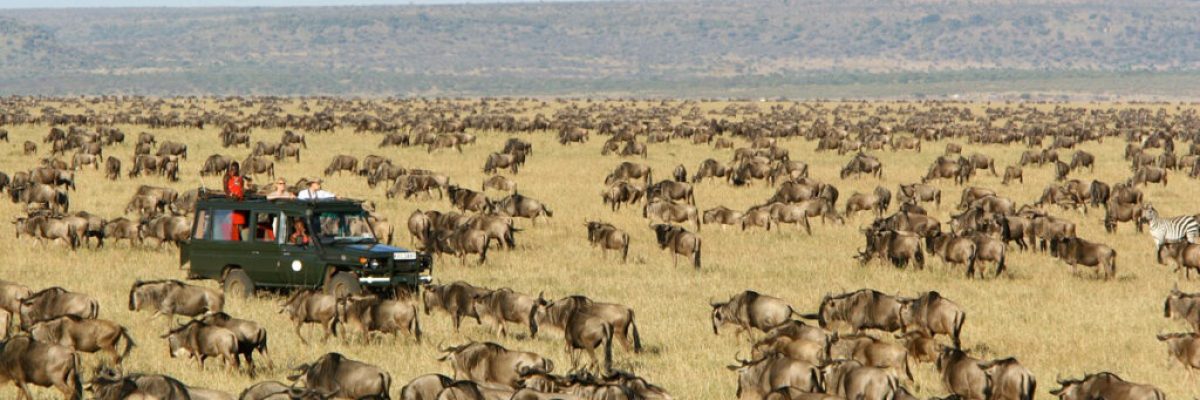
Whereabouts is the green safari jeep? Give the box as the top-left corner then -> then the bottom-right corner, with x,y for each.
180,194 -> 432,298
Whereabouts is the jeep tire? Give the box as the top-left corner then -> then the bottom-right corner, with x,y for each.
325,271 -> 361,298
223,269 -> 255,299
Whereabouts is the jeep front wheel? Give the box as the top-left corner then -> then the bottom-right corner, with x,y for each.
325,272 -> 361,298
223,269 -> 255,299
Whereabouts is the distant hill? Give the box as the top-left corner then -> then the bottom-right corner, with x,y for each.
2,0 -> 1199,97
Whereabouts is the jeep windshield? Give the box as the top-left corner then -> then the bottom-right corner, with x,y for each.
311,211 -> 377,245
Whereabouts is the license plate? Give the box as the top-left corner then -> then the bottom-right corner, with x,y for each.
393,252 -> 416,260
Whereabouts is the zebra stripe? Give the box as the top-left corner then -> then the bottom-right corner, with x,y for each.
1144,206 -> 1200,247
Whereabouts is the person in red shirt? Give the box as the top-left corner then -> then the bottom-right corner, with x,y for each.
224,162 -> 246,200
224,162 -> 247,240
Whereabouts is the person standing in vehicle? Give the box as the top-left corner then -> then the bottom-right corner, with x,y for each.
297,178 -> 336,200
266,177 -> 296,200
224,162 -> 246,200
224,162 -> 247,240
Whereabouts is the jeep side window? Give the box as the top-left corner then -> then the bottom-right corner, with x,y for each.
254,212 -> 278,242
287,216 -> 311,246
212,209 -> 251,241
192,209 -> 210,240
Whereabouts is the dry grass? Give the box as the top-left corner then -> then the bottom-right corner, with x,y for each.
0,99 -> 1197,399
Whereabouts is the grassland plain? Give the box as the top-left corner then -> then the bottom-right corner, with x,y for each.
0,100 -> 1197,399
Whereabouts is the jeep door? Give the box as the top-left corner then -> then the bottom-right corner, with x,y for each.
280,214 -> 323,288
244,210 -> 286,286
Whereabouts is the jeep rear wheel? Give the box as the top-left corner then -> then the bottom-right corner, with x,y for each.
325,272 -> 361,298
223,269 -> 254,299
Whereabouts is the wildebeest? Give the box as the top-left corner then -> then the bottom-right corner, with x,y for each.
324,155 -> 359,176
897,183 -> 941,208
138,214 -> 191,247
156,141 -> 188,160
844,187 -> 892,218
800,289 -> 903,333
926,232 -> 979,278
446,185 -> 490,212
423,281 -> 488,332
646,180 -> 696,205
898,291 -> 966,349
493,193 -> 553,224
703,206 -> 744,229
710,291 -> 800,338
241,156 -> 275,178
1164,287 -> 1200,331
1001,166 -> 1023,185
398,374 -> 454,400
0,335 -> 83,400
161,319 -> 241,370
651,224 -> 701,269
14,184 -> 70,213
1132,166 -> 1168,186
18,287 -> 99,329
23,141 -> 37,155
128,279 -> 224,318
438,342 -> 554,389
482,175 -> 517,193
533,295 -> 643,356
1049,372 -> 1165,400
88,367 -> 193,400
288,352 -> 392,399
13,215 -> 78,248
275,144 -> 302,162
820,359 -> 901,400
602,182 -> 644,211
279,289 -> 339,344
1159,242 -> 1200,278
1051,236 -> 1117,279
840,152 -> 883,179
826,332 -> 913,379
338,294 -> 421,343
198,312 -> 270,374
238,380 -> 331,400
28,316 -> 134,365
936,347 -> 987,400
103,156 -> 121,180
644,199 -> 700,231
727,353 -> 823,399
605,162 -> 652,185
979,357 -> 1035,400
856,228 -> 925,270
484,152 -> 521,174
1153,332 -> 1200,373
585,221 -> 630,262
424,225 -> 492,264
471,288 -> 538,338
692,159 -> 730,183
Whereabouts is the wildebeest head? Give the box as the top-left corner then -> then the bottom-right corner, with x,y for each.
532,295 -> 588,335
128,279 -> 180,312
160,320 -> 203,359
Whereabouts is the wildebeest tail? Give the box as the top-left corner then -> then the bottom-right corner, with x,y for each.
903,351 -> 914,381
603,322 -> 614,372
412,308 -> 422,343
119,326 -> 136,362
965,249 -> 977,279
67,227 -> 79,250
380,372 -> 393,400
68,352 -> 83,400
952,311 -> 966,349
996,250 -> 1007,277
1022,372 -> 1036,400
621,239 -> 629,263
693,237 -> 702,270
542,204 -> 553,218
629,310 -> 643,353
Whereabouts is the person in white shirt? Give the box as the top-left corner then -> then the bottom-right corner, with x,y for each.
297,179 -> 336,200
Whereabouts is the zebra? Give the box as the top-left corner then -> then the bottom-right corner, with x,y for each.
1142,203 -> 1200,263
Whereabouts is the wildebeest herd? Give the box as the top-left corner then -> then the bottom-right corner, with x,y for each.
0,97 -> 1199,399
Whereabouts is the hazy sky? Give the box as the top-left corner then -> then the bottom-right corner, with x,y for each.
0,0 -> 592,8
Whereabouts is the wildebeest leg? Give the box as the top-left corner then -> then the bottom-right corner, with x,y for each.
13,380 -> 35,400
295,321 -> 309,345
323,319 -> 337,342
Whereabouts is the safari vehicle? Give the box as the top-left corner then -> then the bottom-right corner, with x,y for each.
180,193 -> 431,298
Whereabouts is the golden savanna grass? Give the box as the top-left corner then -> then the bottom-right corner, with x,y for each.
0,99 -> 1198,399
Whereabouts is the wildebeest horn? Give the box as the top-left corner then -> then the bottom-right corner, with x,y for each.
797,313 -> 819,320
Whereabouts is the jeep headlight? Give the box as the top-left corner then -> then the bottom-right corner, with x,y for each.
368,259 -> 381,269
